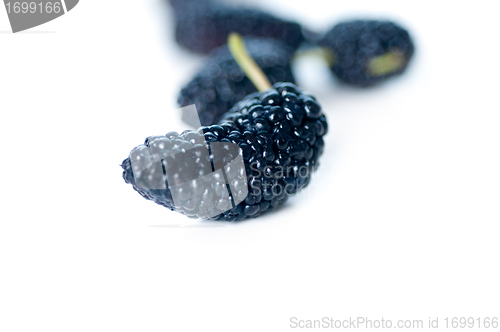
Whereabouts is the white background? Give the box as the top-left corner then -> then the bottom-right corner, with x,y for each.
1,1 -> 499,331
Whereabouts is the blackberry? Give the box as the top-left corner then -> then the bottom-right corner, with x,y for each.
319,20 -> 414,86
121,83 -> 328,221
178,38 -> 296,127
173,3 -> 305,54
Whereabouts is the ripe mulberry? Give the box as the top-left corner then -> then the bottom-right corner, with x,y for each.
121,83 -> 327,221
174,4 -> 305,54
319,20 -> 414,86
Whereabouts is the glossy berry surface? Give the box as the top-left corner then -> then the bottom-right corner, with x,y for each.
319,20 -> 414,86
173,3 -> 305,54
178,39 -> 296,127
121,83 -> 327,221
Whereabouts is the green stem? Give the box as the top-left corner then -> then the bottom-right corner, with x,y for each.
367,49 -> 407,76
228,33 -> 272,92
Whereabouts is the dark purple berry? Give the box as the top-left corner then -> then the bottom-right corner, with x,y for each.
319,20 -> 414,86
173,3 -> 305,54
121,83 -> 327,221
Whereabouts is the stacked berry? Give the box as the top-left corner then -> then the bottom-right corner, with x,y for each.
121,83 -> 327,221
178,38 -> 296,127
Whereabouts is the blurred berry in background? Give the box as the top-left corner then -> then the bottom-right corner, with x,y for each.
318,20 -> 414,87
170,0 -> 305,54
178,38 -> 296,127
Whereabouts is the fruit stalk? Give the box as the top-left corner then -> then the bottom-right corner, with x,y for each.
228,33 -> 272,92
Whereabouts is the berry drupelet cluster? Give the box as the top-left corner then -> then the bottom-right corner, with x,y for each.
121,82 -> 327,221
319,20 -> 414,86
178,38 -> 296,127
122,128 -> 241,219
